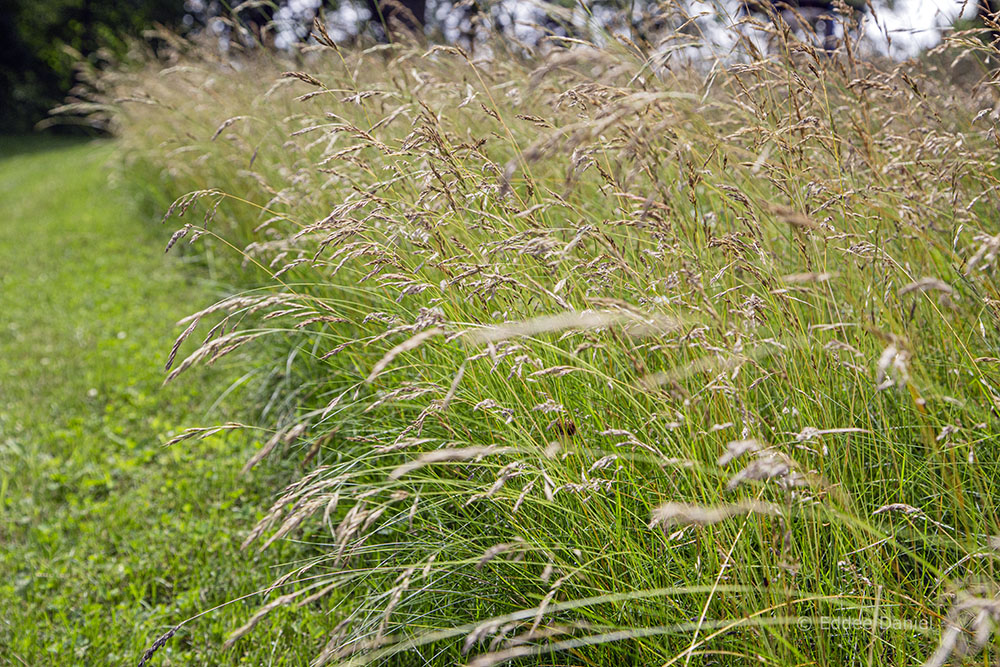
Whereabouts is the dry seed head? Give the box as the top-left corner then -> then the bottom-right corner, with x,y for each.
511,480 -> 536,513
717,438 -> 762,466
875,342 -> 912,391
649,500 -> 782,529
243,423 -> 306,474
379,567 -> 416,640
163,421 -> 247,447
388,445 -> 511,480
793,426 -> 867,444
921,593 -> 1000,667
782,271 -> 837,283
873,502 -> 952,531
476,538 -> 527,569
726,450 -> 806,491
223,581 -> 332,649
365,326 -> 443,384
466,309 -> 673,346
899,277 -> 954,296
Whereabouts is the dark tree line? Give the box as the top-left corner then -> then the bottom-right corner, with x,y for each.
0,0 -> 586,133
1,0 -> 190,133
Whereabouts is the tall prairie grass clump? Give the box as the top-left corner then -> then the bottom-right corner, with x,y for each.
85,10 -> 1000,665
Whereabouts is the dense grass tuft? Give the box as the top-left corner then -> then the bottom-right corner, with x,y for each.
85,15 -> 1000,666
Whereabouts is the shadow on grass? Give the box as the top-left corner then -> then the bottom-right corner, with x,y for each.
0,132 -> 104,162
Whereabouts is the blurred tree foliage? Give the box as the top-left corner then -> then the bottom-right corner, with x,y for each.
0,0 -> 186,133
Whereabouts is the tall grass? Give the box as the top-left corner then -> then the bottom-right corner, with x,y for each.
81,10 -> 1000,666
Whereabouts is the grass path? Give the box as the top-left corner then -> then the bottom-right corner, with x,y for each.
0,137 -> 319,665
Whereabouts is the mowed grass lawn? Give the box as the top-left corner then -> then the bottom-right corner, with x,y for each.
0,137 -> 322,665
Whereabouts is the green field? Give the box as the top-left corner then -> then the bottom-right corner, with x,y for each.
0,137 -> 321,665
